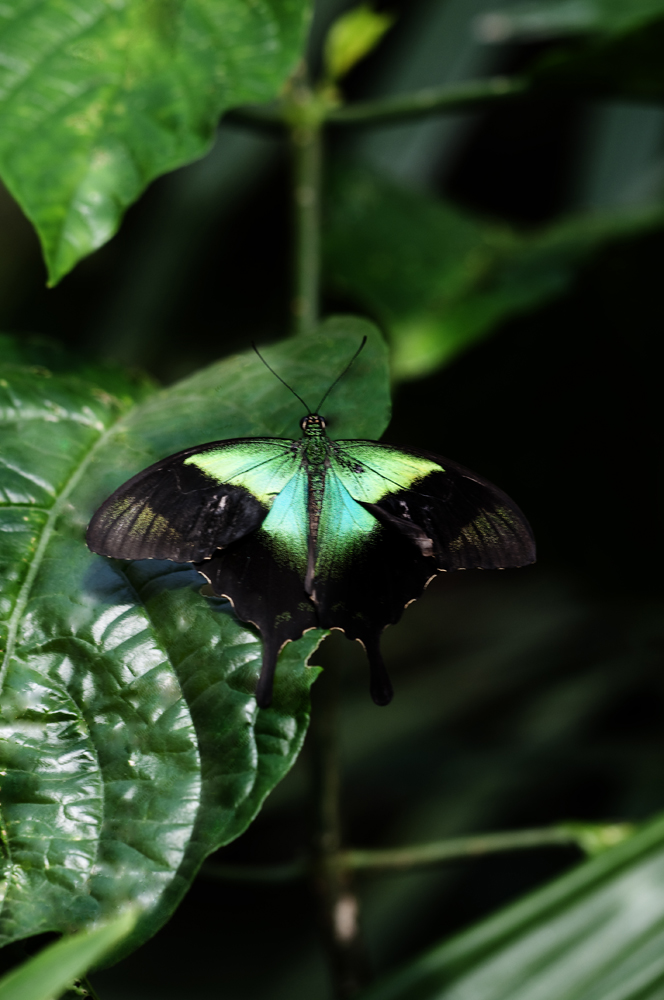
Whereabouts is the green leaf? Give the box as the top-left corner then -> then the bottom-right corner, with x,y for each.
358,812 -> 664,1000
0,317 -> 390,957
323,4 -> 395,82
0,910 -> 136,1000
0,0 -> 311,285
325,165 -> 664,380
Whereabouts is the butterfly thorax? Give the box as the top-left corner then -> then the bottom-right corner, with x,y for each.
300,413 -> 329,467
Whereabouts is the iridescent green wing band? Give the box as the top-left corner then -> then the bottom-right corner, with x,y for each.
184,439 -> 298,503
330,442 -> 443,502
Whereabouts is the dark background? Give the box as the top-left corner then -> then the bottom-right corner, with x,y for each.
1,0 -> 662,996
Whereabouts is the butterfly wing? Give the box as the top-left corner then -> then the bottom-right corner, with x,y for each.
332,442 -> 536,571
194,463 -> 319,707
86,438 -> 298,562
306,441 -> 535,704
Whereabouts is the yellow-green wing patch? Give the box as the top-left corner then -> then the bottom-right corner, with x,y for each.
185,439 -> 298,505
330,442 -> 442,503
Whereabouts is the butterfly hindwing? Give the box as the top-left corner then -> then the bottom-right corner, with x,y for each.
86,438 -> 296,562
195,535 -> 318,708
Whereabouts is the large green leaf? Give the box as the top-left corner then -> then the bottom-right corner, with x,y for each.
0,316 -> 390,958
359,812 -> 664,1000
0,0 -> 311,285
0,910 -> 136,1000
325,165 -> 664,380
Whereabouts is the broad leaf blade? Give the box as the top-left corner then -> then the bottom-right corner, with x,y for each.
0,319 -> 390,957
0,0 -> 311,284
358,813 -> 664,1000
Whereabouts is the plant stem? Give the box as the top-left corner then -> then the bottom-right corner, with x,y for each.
227,75 -> 529,132
325,75 -> 529,127
339,826 -> 589,871
310,658 -> 371,999
290,113 -> 322,334
198,823 -> 634,884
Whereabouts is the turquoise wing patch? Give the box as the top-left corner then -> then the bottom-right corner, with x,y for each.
259,466 -> 310,573
315,472 -> 378,579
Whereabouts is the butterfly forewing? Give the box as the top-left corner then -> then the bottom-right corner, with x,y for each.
86,438 -> 296,562
332,442 -> 535,571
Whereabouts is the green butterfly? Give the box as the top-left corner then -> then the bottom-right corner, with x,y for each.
87,342 -> 535,707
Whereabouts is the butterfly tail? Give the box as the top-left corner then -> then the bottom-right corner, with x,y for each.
365,638 -> 394,707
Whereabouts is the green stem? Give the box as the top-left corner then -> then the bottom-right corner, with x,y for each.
310,657 -> 371,999
290,116 -> 323,334
340,827 -> 588,872
325,75 -> 529,127
197,823 -> 634,883
227,75 -> 529,132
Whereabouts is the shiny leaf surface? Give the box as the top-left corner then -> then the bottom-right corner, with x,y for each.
0,0 -> 311,284
0,318 -> 390,956
359,813 -> 664,1000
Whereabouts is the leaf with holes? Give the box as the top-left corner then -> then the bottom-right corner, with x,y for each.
0,0 -> 311,285
0,317 -> 391,957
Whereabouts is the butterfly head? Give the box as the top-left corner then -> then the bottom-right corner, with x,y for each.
300,413 -> 327,437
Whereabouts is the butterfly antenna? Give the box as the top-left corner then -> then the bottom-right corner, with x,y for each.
252,343 -> 312,413
315,335 -> 368,413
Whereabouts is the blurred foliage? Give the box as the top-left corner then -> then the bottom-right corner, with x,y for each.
361,813 -> 664,1000
0,0 -> 312,284
323,4 -> 395,83
325,164 -> 664,379
530,18 -> 664,103
0,911 -> 136,1000
477,0 -> 664,40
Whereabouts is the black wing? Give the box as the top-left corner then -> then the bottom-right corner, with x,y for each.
343,444 -> 536,571
195,535 -> 319,708
86,441 -> 274,562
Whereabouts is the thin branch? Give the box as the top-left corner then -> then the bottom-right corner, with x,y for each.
310,657 -> 371,999
340,827 -> 584,872
198,823 -> 634,883
325,75 -> 529,127
290,115 -> 323,334
226,75 -> 530,132
340,823 -> 635,870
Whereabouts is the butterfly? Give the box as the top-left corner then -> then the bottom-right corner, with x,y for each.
86,339 -> 535,708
